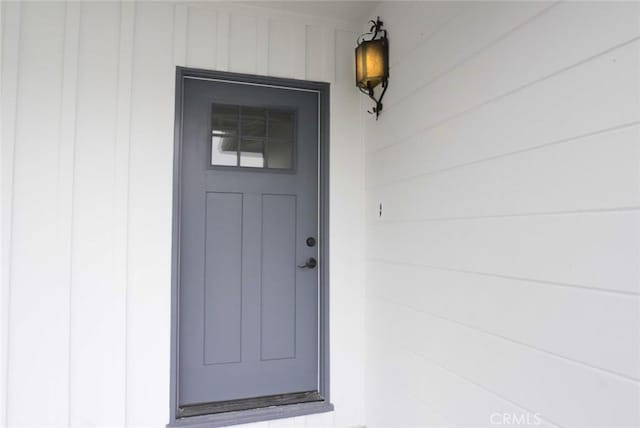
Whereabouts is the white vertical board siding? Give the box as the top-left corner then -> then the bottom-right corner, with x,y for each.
126,3 -> 175,426
186,6 -> 217,70
113,2 -> 135,425
268,21 -> 306,79
6,2 -> 70,426
215,11 -> 230,72
228,14 -> 258,74
365,2 -> 640,428
0,2 -> 21,426
305,24 -> 335,83
328,29 -> 366,428
1,2 -> 365,427
70,2 -> 125,426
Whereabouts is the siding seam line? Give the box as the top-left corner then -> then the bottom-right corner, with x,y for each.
365,258 -> 640,298
115,2 -> 135,425
115,4 -> 125,424
3,2 -> 22,426
186,5 -> 191,67
376,205 -> 640,224
124,3 -> 138,426
369,121 -> 640,190
61,3 -> 81,425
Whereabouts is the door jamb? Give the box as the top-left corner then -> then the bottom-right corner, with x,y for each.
168,67 -> 332,427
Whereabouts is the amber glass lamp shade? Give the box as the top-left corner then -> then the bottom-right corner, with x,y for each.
355,38 -> 388,90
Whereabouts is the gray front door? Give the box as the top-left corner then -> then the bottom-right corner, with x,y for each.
177,75 -> 320,411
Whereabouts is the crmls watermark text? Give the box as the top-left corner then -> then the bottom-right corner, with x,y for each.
490,412 -> 542,425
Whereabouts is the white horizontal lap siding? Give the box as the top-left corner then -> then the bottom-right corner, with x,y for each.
370,213 -> 639,294
367,339 -> 562,428
2,2 -> 365,427
374,124 -> 640,221
365,1 -> 640,428
366,1 -> 640,153
381,1 -> 464,68
369,298 -> 639,427
382,0 -> 556,109
368,260 -> 640,380
367,41 -> 640,189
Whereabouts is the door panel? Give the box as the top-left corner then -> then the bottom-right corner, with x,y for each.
204,192 -> 243,365
178,77 -> 319,406
261,194 -> 297,361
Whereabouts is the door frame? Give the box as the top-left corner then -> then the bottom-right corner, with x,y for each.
168,67 -> 332,428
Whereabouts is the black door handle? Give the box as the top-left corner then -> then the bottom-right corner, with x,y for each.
297,257 -> 317,269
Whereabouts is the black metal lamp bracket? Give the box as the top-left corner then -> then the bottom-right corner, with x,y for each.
359,80 -> 388,119
357,17 -> 388,120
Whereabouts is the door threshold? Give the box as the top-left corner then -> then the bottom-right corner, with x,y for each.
178,391 -> 324,418
170,393 -> 333,428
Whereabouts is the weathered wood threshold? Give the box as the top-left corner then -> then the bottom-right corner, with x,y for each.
178,391 -> 324,418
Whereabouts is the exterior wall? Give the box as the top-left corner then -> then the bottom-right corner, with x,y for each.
364,1 -> 640,427
0,2 -> 365,427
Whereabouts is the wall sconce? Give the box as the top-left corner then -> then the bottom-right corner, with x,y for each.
355,17 -> 389,119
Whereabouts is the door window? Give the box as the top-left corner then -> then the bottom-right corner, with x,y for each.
211,104 -> 295,170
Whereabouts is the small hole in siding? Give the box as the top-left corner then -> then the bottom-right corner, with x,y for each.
378,202 -> 383,219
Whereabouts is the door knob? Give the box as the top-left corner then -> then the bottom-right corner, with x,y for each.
297,257 -> 317,269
